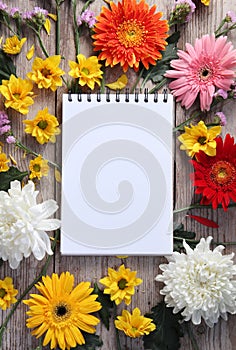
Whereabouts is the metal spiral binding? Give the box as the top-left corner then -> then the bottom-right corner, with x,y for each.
67,88 -> 168,102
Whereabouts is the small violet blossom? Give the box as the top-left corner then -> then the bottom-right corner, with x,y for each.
6,135 -> 16,144
77,9 -> 96,28
226,11 -> 236,23
170,0 -> 196,24
8,7 -> 21,18
214,89 -> 228,99
214,112 -> 227,126
0,111 -> 11,136
0,2 -> 7,11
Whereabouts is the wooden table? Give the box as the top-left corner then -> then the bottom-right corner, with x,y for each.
1,1 -> 236,349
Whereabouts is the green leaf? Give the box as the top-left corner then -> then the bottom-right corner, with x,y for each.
143,302 -> 184,350
173,223 -> 198,252
93,282 -> 114,330
0,167 -> 28,191
73,333 -> 103,350
0,49 -> 17,83
167,31 -> 180,45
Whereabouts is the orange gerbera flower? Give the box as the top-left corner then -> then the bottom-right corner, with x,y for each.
93,0 -> 169,72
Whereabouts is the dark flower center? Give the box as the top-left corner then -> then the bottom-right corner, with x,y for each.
199,66 -> 212,81
0,288 -> 6,298
41,68 -> 51,77
118,278 -> 128,290
55,304 -> 68,317
198,136 -> 207,145
33,164 -> 41,172
37,120 -> 48,130
210,160 -> 236,186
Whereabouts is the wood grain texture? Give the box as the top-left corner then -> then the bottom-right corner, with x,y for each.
0,1 -> 236,350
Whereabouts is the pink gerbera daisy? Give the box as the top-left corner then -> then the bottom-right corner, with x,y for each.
165,34 -> 236,111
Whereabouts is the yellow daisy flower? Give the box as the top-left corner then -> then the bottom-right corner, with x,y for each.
0,75 -> 34,115
27,55 -> 65,91
23,108 -> 60,144
29,155 -> 49,180
115,307 -> 156,338
24,272 -> 101,350
3,35 -> 27,55
0,152 -> 10,172
68,54 -> 103,90
201,0 -> 210,5
0,277 -> 18,310
178,121 -> 221,157
99,264 -> 142,305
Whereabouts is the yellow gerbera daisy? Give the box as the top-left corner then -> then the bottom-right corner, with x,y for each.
24,272 -> 101,350
178,121 -> 221,157
99,264 -> 142,305
0,75 -> 34,115
23,108 -> 60,144
0,152 -> 10,172
0,277 -> 18,310
27,55 -> 65,91
3,35 -> 27,55
68,54 -> 103,90
115,307 -> 156,337
29,155 -> 49,180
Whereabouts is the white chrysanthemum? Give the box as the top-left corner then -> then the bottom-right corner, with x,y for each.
155,236 -> 236,327
0,180 -> 61,269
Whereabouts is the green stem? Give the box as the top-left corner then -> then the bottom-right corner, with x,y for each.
214,19 -> 226,35
174,202 -> 236,214
1,18 -> 18,36
215,23 -> 236,38
185,322 -> 200,350
0,230 -> 60,347
149,78 -> 168,94
130,68 -> 144,93
36,32 -> 49,57
114,305 -> 122,350
173,110 -> 203,132
15,140 -> 61,170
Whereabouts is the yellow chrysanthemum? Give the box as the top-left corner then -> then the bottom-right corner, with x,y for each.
0,277 -> 18,310
3,35 -> 26,55
0,152 -> 10,172
27,55 -> 65,91
29,155 -> 49,180
0,75 -> 34,115
68,54 -> 103,90
201,0 -> 210,5
24,272 -> 101,350
115,307 -> 156,338
23,108 -> 60,144
178,121 -> 221,157
99,264 -> 142,305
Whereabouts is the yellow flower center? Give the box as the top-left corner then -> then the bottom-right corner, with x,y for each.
118,278 -> 128,290
37,120 -> 48,130
117,19 -> 146,47
211,160 -> 235,185
41,68 -> 51,77
198,136 -> 207,145
0,288 -> 6,298
13,93 -> 20,100
81,67 -> 90,75
53,302 -> 71,322
33,164 -> 41,172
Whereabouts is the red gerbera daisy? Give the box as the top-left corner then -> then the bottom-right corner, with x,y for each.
92,0 -> 169,72
191,134 -> 236,211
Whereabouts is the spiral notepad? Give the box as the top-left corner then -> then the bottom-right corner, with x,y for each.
61,90 -> 173,255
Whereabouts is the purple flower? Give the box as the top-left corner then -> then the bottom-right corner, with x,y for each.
170,0 -> 196,24
77,8 -> 96,28
214,89 -> 228,99
0,2 -> 7,11
22,11 -> 33,20
226,11 -> 236,23
32,7 -> 48,17
214,112 -> 227,126
8,7 -> 21,18
0,111 -> 11,135
6,135 -> 16,144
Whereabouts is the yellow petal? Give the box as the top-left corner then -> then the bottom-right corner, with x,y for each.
26,44 -> 35,60
9,154 -> 17,165
44,18 -> 51,35
105,74 -> 128,90
0,36 -> 3,46
48,13 -> 57,21
55,168 -> 61,183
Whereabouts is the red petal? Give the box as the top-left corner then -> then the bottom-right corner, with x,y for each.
188,214 -> 219,228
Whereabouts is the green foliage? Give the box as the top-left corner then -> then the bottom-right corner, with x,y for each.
0,49 -> 17,84
141,31 -> 180,85
73,333 -> 103,350
0,167 -> 28,191
173,223 -> 198,252
93,282 -> 114,330
143,302 -> 184,350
